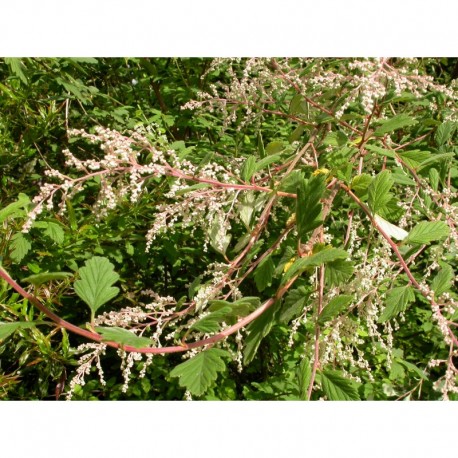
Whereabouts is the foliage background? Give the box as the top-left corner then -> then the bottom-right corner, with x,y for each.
0,57 -> 457,400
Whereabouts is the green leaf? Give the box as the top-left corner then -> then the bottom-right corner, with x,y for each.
233,232 -> 251,253
279,170 -> 304,194
56,77 -> 90,103
323,131 -> 347,147
430,263 -> 454,297
265,141 -> 284,155
318,295 -> 353,325
255,154 -> 282,172
74,256 -> 120,318
68,57 -> 99,64
320,369 -> 360,400
391,169 -> 416,186
0,321 -> 38,341
404,221 -> 450,245
368,170 -> 394,214
170,348 -> 229,396
254,256 -> 275,292
398,150 -> 431,169
350,173 -> 372,197
416,152 -> 454,171
280,286 -> 309,323
208,299 -> 255,317
22,272 -> 73,286
378,286 -> 415,323
188,275 -> 202,300
282,247 -> 349,285
296,175 -> 326,239
397,359 -> 428,380
95,326 -> 152,348
243,301 -> 280,365
274,245 -> 296,277
189,306 -> 233,333
389,360 -> 405,381
435,121 -> 456,146
66,199 -> 77,231
297,358 -> 312,400
288,125 -> 305,143
429,168 -> 440,191
5,58 -> 28,84
325,259 -> 354,286
44,222 -> 65,245
241,155 -> 257,182
364,144 -> 397,159
289,94 -> 307,115
257,130 -> 266,158
0,193 -> 30,224
374,114 -> 417,135
9,233 -> 31,263
125,242 -> 135,256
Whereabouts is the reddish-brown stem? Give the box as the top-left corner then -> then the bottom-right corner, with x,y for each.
0,265 -> 298,355
340,183 -> 458,348
307,263 -> 325,400
166,167 -> 296,198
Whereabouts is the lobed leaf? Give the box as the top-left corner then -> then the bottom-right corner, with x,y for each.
44,222 -> 65,245
318,295 -> 353,325
404,221 -> 450,245
5,58 -> 28,84
243,301 -> 280,365
378,286 -> 415,323
297,358 -> 312,400
435,121 -> 456,146
319,369 -> 360,400
282,247 -> 349,285
189,306 -> 233,333
296,175 -> 325,239
373,114 -> 417,135
280,286 -> 309,324
170,348 -> 229,396
368,170 -> 394,214
430,263 -> 454,298
254,255 -> 275,292
364,144 -> 397,159
325,259 -> 354,286
9,233 -> 31,263
74,256 -> 120,317
350,173 -> 372,197
0,193 -> 30,224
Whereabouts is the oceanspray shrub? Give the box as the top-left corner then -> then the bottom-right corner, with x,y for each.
1,58 -> 457,400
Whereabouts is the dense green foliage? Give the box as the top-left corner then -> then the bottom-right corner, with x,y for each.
0,58 -> 457,400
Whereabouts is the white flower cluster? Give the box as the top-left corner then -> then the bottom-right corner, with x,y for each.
182,58 -> 310,131
66,343 -> 107,400
119,350 -> 143,393
22,126 -> 175,231
145,156 -> 239,253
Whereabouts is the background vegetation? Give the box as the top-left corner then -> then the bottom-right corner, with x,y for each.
0,57 -> 457,400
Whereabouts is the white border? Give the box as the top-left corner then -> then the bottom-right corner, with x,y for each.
1,0 -> 457,56
1,402 -> 457,457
